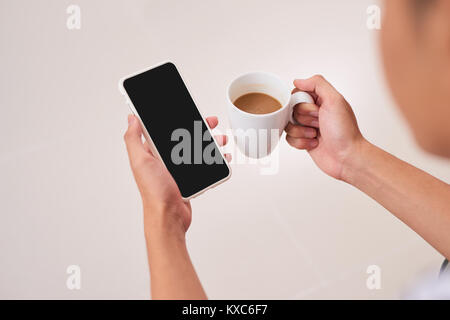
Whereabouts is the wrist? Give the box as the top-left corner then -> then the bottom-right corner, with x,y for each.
341,137 -> 373,184
143,204 -> 186,243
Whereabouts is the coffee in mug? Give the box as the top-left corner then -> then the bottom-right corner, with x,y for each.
233,92 -> 283,115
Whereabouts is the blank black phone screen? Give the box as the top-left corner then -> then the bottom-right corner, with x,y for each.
123,62 -> 230,198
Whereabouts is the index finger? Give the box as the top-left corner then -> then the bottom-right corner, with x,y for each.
292,87 -> 318,103
294,75 -> 341,103
124,115 -> 146,158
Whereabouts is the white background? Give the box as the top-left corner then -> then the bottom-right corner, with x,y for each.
0,0 -> 449,299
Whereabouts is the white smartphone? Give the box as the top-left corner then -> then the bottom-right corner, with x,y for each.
118,61 -> 231,200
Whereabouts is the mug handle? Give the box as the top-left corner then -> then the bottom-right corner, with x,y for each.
288,91 -> 315,124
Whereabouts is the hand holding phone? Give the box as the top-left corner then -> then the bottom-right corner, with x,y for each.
124,109 -> 219,299
119,62 -> 231,201
123,114 -> 227,234
124,113 -> 192,229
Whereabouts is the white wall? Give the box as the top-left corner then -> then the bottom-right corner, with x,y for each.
0,0 -> 448,299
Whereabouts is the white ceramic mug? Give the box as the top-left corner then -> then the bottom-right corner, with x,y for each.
227,72 -> 314,158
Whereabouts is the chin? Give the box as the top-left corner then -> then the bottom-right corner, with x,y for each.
414,133 -> 450,159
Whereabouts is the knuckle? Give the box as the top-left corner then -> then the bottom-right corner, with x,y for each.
131,157 -> 148,170
123,130 -> 131,142
313,74 -> 325,81
287,136 -> 305,149
330,93 -> 345,104
286,135 -> 293,144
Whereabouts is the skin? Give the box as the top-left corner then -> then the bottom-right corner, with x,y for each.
124,0 -> 450,299
381,0 -> 450,157
124,115 -> 228,299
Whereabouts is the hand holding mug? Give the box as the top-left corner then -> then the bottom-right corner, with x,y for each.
287,75 -> 365,181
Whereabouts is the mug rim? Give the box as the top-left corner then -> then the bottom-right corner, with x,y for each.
227,71 -> 291,118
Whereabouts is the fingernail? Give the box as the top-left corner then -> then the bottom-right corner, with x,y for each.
310,140 -> 319,148
311,120 -> 319,127
309,111 -> 319,117
128,114 -> 135,126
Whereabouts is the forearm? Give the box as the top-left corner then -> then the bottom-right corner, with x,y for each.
144,210 -> 207,300
342,139 -> 450,259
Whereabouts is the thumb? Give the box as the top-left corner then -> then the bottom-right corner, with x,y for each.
124,114 -> 146,159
